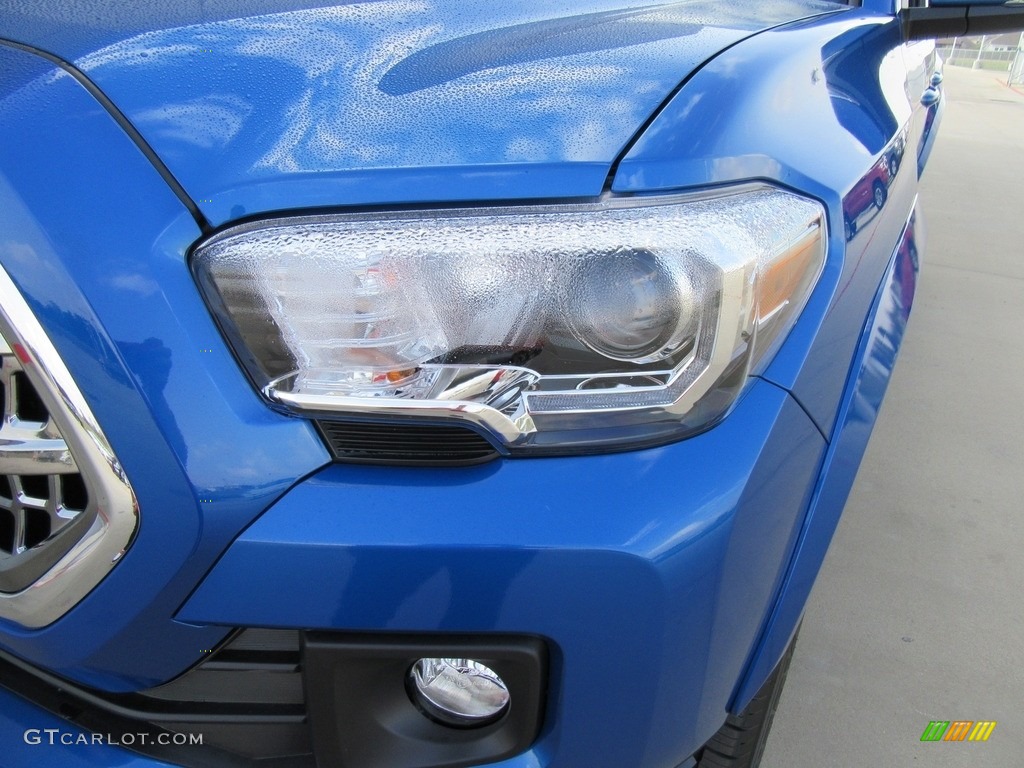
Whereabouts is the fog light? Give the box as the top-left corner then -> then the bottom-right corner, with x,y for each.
408,658 -> 510,727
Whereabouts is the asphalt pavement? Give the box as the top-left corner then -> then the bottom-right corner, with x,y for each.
761,63 -> 1024,766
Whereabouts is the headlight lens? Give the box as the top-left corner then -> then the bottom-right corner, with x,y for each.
565,246 -> 699,364
194,185 -> 824,454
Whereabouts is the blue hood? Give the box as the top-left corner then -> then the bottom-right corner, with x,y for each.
3,0 -> 842,224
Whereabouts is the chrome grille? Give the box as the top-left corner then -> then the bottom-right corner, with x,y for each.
0,350 -> 89,563
0,263 -> 137,627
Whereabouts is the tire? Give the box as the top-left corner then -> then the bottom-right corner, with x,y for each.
695,625 -> 800,768
873,181 -> 887,210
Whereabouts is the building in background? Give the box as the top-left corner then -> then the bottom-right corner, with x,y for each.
939,32 -> 1024,83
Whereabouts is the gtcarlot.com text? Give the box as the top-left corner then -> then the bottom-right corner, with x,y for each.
23,729 -> 202,746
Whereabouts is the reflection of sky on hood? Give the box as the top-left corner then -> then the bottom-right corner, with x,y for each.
71,0 -> 838,175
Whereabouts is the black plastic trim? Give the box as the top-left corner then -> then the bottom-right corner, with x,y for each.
316,420 -> 501,466
0,629 -> 313,767
901,4 -> 1024,40
303,632 -> 548,768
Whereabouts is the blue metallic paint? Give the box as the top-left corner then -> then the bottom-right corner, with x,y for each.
613,13 -> 929,439
735,208 -> 922,709
610,12 -> 934,708
2,0 -> 844,224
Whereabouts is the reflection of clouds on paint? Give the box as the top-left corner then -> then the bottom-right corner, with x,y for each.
72,0 -> 747,178
235,4 -> 663,169
260,88 -> 314,173
77,40 -> 199,70
249,25 -> 660,167
252,6 -> 443,170
0,240 -> 38,266
880,47 -> 912,127
135,95 -> 251,150
109,273 -> 160,297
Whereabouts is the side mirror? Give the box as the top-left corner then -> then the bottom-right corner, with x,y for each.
901,0 -> 1024,41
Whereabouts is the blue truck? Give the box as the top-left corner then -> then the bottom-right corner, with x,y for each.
1,1 -> 1021,766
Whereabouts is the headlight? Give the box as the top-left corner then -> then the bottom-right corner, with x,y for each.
194,185 -> 824,455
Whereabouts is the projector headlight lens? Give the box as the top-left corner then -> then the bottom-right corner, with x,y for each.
193,185 -> 825,453
565,247 -> 698,364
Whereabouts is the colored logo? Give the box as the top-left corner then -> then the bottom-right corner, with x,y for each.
920,721 -> 997,742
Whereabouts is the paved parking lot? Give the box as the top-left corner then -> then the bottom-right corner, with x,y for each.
762,64 -> 1024,766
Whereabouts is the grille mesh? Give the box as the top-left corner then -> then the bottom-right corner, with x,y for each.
0,350 -> 90,592
0,265 -> 137,626
317,420 -> 500,465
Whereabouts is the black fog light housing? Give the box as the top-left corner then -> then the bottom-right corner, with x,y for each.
302,632 -> 547,768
